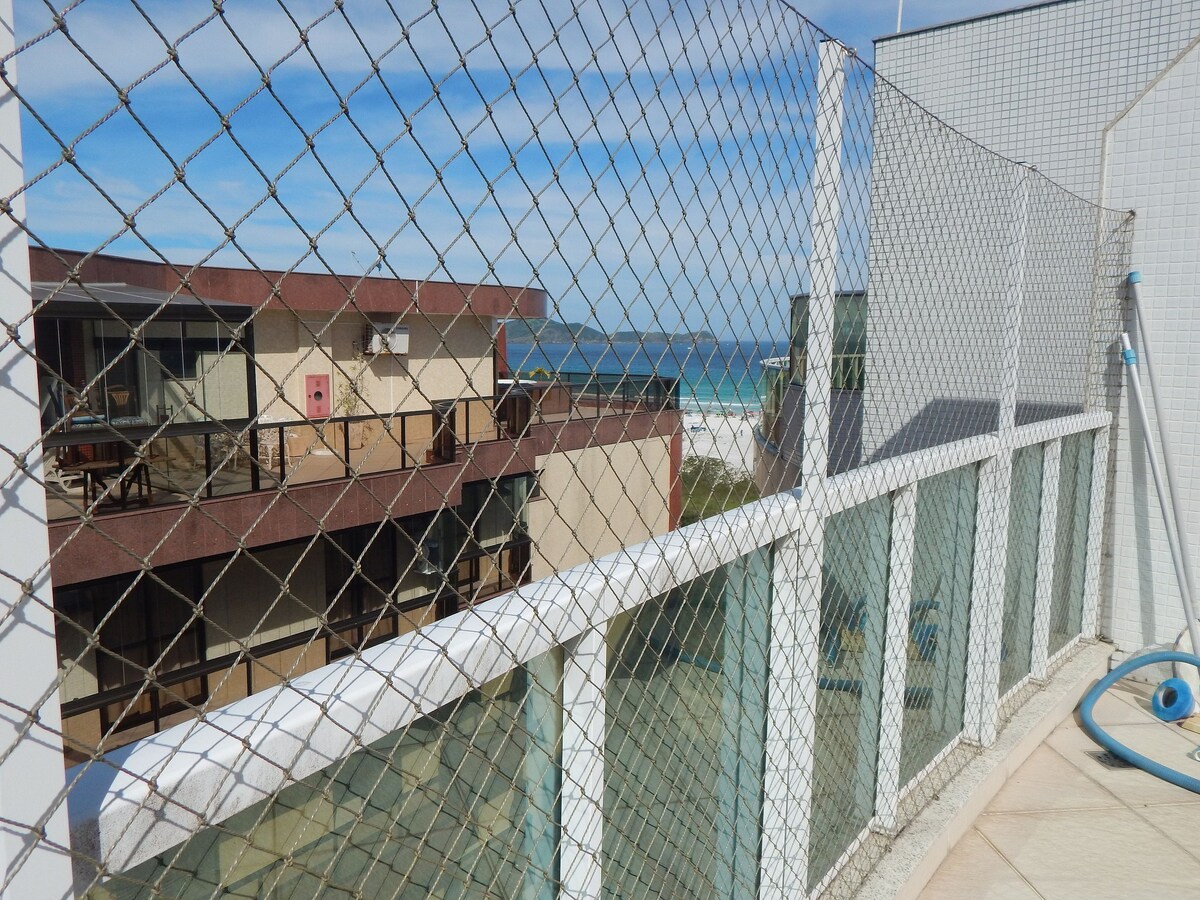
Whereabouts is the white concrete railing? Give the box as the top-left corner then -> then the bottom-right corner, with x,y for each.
66,407 -> 1109,897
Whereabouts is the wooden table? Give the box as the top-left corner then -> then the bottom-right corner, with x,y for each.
62,460 -> 120,507
62,458 -> 152,508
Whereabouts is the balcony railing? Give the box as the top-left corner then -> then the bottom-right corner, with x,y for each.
41,373 -> 679,521
65,409 -> 1110,896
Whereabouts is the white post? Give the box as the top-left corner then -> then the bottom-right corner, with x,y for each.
963,454 -> 1011,747
559,626 -> 605,900
803,40 -> 847,502
1031,439 -> 1063,679
962,164 -> 1028,748
0,6 -> 74,897
874,483 -> 916,834
760,530 -> 819,897
1081,426 -> 1109,638
998,164 -> 1031,435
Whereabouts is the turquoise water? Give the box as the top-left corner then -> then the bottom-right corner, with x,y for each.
505,340 -> 787,413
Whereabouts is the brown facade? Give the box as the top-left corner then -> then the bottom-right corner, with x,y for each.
29,247 -> 548,320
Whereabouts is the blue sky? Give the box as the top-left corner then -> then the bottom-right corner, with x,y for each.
12,0 -> 1018,337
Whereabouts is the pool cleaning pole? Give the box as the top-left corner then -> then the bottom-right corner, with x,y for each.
1121,332 -> 1200,668
1128,272 -> 1198,611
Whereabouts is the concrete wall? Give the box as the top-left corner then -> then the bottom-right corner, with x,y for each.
874,1 -> 1200,651
528,436 -> 673,578
253,309 -> 495,421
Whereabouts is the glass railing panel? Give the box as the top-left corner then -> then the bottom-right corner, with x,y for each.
901,465 -> 978,784
1048,431 -> 1094,655
45,381 -> 674,520
207,432 -> 255,497
999,444 -> 1045,695
350,419 -> 409,476
604,548 -> 770,899
97,651 -> 562,899
459,398 -> 498,444
812,494 -> 890,889
401,412 -> 438,468
537,384 -> 576,421
146,434 -> 210,502
282,424 -> 349,486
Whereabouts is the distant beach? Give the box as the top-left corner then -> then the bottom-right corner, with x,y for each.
507,338 -> 781,476
682,410 -> 759,478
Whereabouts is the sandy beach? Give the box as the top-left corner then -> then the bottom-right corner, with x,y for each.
682,411 -> 759,478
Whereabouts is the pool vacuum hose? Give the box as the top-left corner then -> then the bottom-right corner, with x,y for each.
1080,649 -> 1200,794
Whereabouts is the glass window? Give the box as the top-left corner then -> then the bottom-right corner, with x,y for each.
902,465 -> 977,784
604,549 -> 770,899
791,292 -> 868,390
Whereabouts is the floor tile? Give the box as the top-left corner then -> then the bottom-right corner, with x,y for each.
1046,720 -> 1200,806
1087,686 -> 1158,726
920,829 -> 1040,899
986,745 -> 1121,813
1132,802 -> 1200,861
976,807 -> 1200,899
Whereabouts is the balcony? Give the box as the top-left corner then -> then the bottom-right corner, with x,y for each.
61,410 -> 1112,897
43,374 -> 679,523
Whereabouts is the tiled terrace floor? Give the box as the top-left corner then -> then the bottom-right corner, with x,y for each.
924,679 -> 1200,899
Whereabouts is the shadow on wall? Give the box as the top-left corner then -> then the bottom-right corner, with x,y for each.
863,398 -> 1083,464
775,383 -> 864,476
770,390 -> 1082,476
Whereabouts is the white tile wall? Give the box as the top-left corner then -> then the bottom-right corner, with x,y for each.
875,0 -> 1200,202
1105,38 -> 1200,651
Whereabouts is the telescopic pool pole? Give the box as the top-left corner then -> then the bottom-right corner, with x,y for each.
1128,272 -> 1198,610
1120,332 -> 1200,670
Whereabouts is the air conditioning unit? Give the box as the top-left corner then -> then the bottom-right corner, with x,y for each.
369,325 -> 410,355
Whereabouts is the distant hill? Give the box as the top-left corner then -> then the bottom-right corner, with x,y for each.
503,317 -> 717,344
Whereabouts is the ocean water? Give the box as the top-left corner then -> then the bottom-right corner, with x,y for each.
505,339 -> 789,413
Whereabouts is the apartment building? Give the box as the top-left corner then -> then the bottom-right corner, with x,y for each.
34,247 -> 681,761
755,290 -> 866,494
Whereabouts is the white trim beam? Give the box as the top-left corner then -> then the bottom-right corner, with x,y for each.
1081,427 -> 1109,639
560,626 -> 605,900
803,40 -> 848,500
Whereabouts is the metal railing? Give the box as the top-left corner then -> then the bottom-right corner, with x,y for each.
42,373 -> 678,520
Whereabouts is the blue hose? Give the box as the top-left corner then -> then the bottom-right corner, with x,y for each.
1079,649 -> 1200,794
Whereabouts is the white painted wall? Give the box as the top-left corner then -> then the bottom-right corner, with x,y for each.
874,0 -> 1200,202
